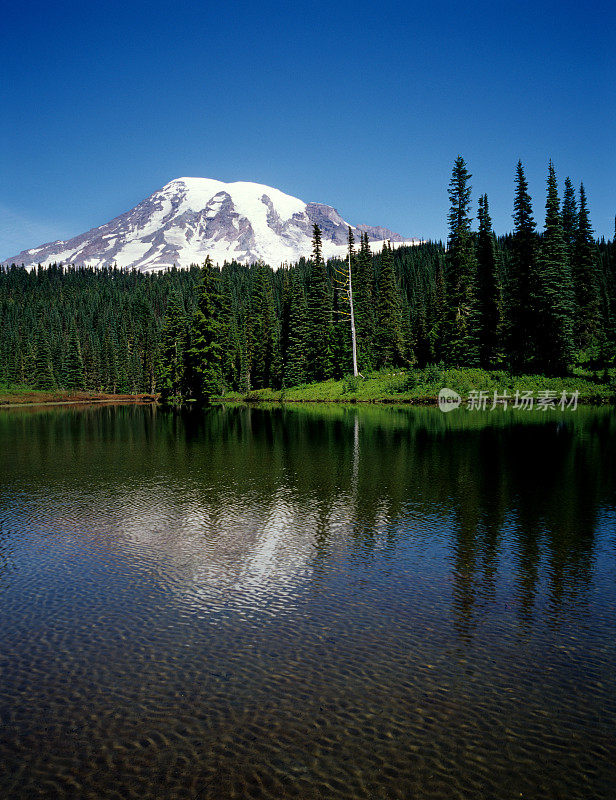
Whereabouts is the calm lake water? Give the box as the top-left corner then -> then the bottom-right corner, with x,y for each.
0,403 -> 615,800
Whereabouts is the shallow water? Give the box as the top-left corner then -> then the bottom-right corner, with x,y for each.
0,403 -> 615,799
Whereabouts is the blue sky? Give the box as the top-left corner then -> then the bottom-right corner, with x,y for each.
2,0 -> 615,258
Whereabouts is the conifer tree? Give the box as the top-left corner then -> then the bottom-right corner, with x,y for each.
65,328 -> 85,390
305,225 -> 332,381
187,261 -> 222,402
374,242 -> 405,367
218,274 -> 239,390
104,327 -> 119,393
562,177 -> 578,255
410,301 -> 431,367
157,291 -> 187,402
34,328 -> 55,389
430,251 -> 447,362
477,194 -> 502,368
285,272 -> 308,386
23,339 -> 36,386
279,269 -> 292,385
354,232 -> 375,371
572,183 -> 602,352
82,335 -> 100,391
508,160 -> 538,371
329,228 -> 358,377
330,280 -> 351,378
533,161 -> 575,375
445,156 -> 479,365
249,265 -> 277,389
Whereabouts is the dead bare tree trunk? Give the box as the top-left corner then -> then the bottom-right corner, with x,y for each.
348,249 -> 359,377
332,229 -> 362,378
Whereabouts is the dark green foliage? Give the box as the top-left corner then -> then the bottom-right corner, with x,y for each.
562,177 -> 578,255
448,155 -> 472,235
572,183 -> 602,353
34,327 -> 55,389
532,162 -> 575,375
64,328 -> 85,390
330,280 -> 351,378
285,272 -> 308,386
476,194 -> 503,368
0,156 -> 612,395
249,265 -> 278,389
445,156 -> 479,366
410,304 -> 431,367
304,225 -> 332,381
508,160 -> 538,372
157,291 -> 188,402
374,242 -> 405,367
218,272 -> 241,389
431,252 -> 447,361
354,232 -> 376,371
186,262 -> 223,403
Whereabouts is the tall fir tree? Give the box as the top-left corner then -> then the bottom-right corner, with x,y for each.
562,177 -> 578,256
330,280 -> 351,378
430,251 -> 447,362
249,265 -> 277,389
476,194 -> 502,368
572,183 -> 602,353
187,260 -> 223,402
279,269 -> 292,386
354,232 -> 375,371
285,272 -> 308,386
156,291 -> 187,402
34,327 -> 56,389
304,224 -> 332,382
374,242 -> 405,367
64,327 -> 85,390
533,161 -> 575,375
218,271 -> 241,390
508,160 -> 538,371
410,300 -> 431,367
104,327 -> 119,393
445,156 -> 479,365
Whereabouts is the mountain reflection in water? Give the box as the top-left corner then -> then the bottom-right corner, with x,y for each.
0,404 -> 614,800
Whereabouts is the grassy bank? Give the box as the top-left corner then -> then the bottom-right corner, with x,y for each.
2,367 -> 614,407
0,385 -> 156,406
218,367 -> 616,405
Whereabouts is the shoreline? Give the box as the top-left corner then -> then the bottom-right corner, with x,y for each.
216,395 -> 614,406
1,377 -> 614,409
0,392 -> 157,409
3,396 -> 613,409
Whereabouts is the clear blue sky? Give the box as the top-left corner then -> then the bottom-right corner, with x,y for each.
2,0 -> 615,258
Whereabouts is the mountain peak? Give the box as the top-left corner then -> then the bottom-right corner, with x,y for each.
3,179 -> 418,271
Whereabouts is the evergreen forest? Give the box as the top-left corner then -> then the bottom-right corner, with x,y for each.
1,159 -> 614,402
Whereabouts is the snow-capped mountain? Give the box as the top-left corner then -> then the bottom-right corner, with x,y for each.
3,178 -> 418,271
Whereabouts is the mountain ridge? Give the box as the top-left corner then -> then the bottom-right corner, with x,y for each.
2,177 -> 419,271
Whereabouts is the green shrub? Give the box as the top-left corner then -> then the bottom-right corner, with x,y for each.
424,363 -> 444,384
342,374 -> 362,394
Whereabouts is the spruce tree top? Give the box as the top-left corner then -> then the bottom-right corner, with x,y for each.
513,160 -> 536,234
312,224 -> 323,265
448,156 -> 472,241
544,160 -> 563,235
562,177 -> 578,250
577,183 -> 593,242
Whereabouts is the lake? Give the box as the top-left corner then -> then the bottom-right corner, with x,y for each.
0,403 -> 615,799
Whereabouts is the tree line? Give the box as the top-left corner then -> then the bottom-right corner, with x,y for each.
1,157 -> 614,400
